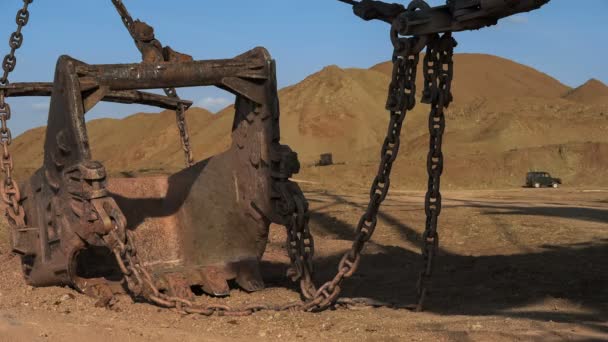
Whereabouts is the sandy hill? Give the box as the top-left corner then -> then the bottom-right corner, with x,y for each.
371,53 -> 571,107
13,107 -> 234,177
11,53 -> 608,188
564,79 -> 608,106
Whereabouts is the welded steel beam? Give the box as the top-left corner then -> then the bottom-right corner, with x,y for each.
3,82 -> 191,110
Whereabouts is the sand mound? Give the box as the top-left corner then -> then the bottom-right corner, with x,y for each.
564,79 -> 608,105
371,53 -> 571,108
14,107 -> 233,177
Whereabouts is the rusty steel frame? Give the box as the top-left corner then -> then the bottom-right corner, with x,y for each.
11,47 -> 304,298
4,82 -> 191,110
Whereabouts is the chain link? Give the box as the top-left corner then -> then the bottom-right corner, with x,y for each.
1,0 -> 32,86
111,0 -> 194,167
416,32 -> 456,312
281,183 -> 316,300
171,95 -> 194,167
0,0 -> 33,229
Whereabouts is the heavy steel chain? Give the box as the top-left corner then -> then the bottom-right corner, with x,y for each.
301,34 -> 422,312
111,0 -> 194,167
0,0 -> 33,229
280,182 -> 316,300
172,97 -> 194,167
110,0 -> 134,32
416,32 -> 456,312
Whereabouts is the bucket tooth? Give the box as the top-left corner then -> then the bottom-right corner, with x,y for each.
235,258 -> 265,293
199,266 -> 231,297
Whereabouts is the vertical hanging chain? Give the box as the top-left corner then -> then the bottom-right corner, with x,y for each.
302,33 -> 423,312
416,32 -> 456,312
281,184 -> 316,300
111,0 -> 194,167
173,98 -> 194,167
0,0 -> 33,229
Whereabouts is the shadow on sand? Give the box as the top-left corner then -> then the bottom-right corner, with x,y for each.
260,190 -> 608,335
110,172 -> 607,334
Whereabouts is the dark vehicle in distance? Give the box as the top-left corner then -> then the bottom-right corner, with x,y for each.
526,172 -> 562,188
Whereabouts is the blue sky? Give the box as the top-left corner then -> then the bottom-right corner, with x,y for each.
0,0 -> 606,135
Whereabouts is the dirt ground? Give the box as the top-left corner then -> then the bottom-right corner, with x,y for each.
0,186 -> 606,341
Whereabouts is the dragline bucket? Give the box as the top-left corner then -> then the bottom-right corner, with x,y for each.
11,47 -> 306,299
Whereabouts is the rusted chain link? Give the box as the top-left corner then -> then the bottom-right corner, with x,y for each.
111,0 -> 194,167
110,0 -> 133,29
416,32 -> 456,312
0,0 -> 32,86
0,0 -> 33,229
278,182 -> 316,300
173,100 -> 194,167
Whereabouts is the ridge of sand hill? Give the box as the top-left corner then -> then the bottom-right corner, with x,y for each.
10,54 -> 608,188
371,53 -> 571,107
14,107 -> 234,175
564,78 -> 608,105
278,55 -> 603,165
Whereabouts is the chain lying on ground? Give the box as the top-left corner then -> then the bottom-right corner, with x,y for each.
416,33 -> 456,311
111,0 -> 194,167
0,0 -> 33,230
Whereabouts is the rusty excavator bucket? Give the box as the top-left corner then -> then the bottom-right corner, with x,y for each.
10,47 -> 305,299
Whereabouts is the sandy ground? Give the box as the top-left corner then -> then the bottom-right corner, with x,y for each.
0,186 -> 606,341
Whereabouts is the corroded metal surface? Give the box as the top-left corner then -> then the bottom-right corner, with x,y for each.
3,82 -> 192,110
108,174 -> 268,297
